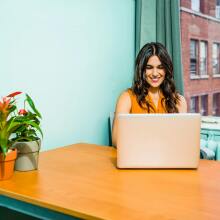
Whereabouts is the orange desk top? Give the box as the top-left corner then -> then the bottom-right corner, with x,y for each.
0,143 -> 220,220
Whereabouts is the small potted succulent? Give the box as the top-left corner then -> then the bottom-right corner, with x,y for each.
0,92 -> 22,180
12,93 -> 43,171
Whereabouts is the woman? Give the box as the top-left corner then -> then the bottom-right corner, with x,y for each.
112,42 -> 187,146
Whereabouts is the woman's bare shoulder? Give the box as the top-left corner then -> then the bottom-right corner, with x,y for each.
177,94 -> 187,113
115,90 -> 132,113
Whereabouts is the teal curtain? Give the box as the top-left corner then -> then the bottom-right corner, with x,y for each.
156,0 -> 184,95
135,0 -> 184,94
135,0 -> 142,55
135,0 -> 156,55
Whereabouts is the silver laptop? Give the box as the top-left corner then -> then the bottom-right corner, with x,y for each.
117,113 -> 201,168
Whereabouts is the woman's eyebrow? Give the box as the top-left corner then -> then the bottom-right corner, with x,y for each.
146,64 -> 163,67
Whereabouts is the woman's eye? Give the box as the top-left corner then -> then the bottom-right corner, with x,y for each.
146,65 -> 152,69
158,65 -> 164,69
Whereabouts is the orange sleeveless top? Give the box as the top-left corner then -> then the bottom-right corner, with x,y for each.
127,89 -> 167,113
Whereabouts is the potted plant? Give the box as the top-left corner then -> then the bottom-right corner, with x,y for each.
0,92 -> 22,180
12,94 -> 43,171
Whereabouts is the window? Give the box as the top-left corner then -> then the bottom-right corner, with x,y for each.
216,0 -> 220,19
190,40 -> 198,75
200,95 -> 208,116
212,43 -> 220,75
199,41 -> 208,75
191,0 -> 200,12
190,96 -> 199,113
213,93 -> 220,116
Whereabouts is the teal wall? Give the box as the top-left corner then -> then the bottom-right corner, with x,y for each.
0,0 -> 135,150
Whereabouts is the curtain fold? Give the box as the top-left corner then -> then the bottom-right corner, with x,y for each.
156,0 -> 184,94
135,0 -> 142,55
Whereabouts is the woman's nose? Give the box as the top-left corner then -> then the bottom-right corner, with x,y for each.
152,68 -> 158,76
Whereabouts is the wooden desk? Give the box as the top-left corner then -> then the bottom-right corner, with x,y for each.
0,143 -> 220,220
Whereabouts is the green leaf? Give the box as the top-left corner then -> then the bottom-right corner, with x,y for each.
6,117 -> 20,131
12,136 -> 34,142
26,94 -> 42,119
0,144 -> 8,158
7,121 -> 22,134
8,105 -> 17,114
24,121 -> 43,138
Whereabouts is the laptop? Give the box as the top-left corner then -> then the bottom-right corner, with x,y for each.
116,113 -> 201,169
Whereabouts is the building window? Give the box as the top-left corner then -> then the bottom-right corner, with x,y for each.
199,41 -> 208,75
216,0 -> 220,19
213,93 -> 220,116
190,40 -> 198,75
212,43 -> 220,75
191,0 -> 200,12
200,95 -> 208,116
190,96 -> 199,113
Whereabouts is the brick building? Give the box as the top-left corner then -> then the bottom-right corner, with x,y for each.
180,0 -> 220,116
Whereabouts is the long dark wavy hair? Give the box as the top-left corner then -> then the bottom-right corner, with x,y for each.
131,42 -> 180,113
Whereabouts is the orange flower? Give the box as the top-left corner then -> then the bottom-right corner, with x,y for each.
0,97 -> 12,113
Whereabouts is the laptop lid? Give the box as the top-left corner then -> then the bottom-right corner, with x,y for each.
117,113 -> 201,168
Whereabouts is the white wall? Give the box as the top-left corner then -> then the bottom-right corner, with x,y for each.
0,0 -> 135,150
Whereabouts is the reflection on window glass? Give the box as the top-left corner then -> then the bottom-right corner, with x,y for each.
216,0 -> 220,19
199,41 -> 207,75
190,40 -> 198,75
200,95 -> 208,116
190,96 -> 199,113
213,93 -> 220,116
212,43 -> 220,75
191,0 -> 200,12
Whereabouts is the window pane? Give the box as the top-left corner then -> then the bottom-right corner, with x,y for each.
200,95 -> 208,116
191,0 -> 200,12
213,93 -> 220,116
216,5 -> 220,18
190,96 -> 199,113
190,40 -> 196,58
190,40 -> 197,75
213,43 -> 218,58
200,41 -> 207,75
212,43 -> 220,74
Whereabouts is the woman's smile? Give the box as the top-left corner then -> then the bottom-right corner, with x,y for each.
150,77 -> 160,83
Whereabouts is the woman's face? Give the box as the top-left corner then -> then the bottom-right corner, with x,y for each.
145,55 -> 165,89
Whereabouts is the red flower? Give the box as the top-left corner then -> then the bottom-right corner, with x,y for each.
18,109 -> 28,115
7,91 -> 22,98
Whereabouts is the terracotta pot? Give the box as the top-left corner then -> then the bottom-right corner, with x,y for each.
0,148 -> 17,180
13,139 -> 41,171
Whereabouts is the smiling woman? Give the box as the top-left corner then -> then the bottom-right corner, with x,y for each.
112,42 -> 187,146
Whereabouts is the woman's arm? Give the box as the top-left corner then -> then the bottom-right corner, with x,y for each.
177,95 -> 187,113
112,91 -> 131,147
